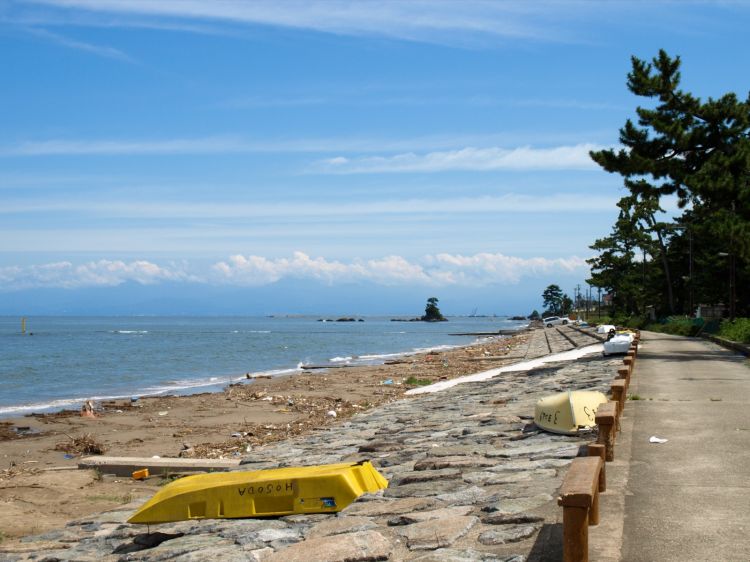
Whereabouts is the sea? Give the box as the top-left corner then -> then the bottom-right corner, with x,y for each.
0,315 -> 527,417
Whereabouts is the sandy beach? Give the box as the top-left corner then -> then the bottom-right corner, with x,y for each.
1,329 -> 536,540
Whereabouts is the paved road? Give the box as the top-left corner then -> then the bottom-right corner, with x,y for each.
621,332 -> 750,561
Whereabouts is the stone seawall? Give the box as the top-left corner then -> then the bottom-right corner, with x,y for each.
4,327 -> 621,562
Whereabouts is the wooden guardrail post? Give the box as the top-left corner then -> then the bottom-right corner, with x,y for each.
616,367 -> 630,391
623,356 -> 633,376
596,402 -> 617,461
558,455 -> 604,562
588,443 -> 606,492
610,379 -> 627,420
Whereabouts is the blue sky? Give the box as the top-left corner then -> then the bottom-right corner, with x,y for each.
1,1 -> 749,314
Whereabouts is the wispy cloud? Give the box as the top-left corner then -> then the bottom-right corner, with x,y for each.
0,193 -> 616,218
22,26 -> 134,62
2,136 -> 250,156
24,0 -> 580,46
0,135 -> 609,157
221,91 -> 623,111
0,251 -> 589,291
315,144 -> 603,173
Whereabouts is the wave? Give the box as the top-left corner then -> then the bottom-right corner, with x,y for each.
329,356 -> 353,363
111,330 -> 148,334
0,365 -> 304,417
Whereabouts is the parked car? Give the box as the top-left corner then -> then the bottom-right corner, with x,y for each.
542,316 -> 571,328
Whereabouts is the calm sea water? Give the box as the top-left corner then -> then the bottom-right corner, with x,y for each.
0,316 -> 526,416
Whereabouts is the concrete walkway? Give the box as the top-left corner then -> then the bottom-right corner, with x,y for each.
621,332 -> 750,561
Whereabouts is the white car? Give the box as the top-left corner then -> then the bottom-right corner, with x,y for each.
543,316 -> 571,328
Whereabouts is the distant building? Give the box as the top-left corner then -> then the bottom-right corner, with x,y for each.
696,304 -> 726,320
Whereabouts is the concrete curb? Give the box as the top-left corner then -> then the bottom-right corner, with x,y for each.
703,334 -> 750,356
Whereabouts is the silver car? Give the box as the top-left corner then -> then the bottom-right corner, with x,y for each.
543,316 -> 570,328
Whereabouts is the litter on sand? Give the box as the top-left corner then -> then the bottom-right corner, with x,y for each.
649,436 -> 668,444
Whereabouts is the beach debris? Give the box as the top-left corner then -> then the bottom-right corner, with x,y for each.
382,379 -> 394,385
0,422 -> 23,441
80,400 -> 96,418
327,410 -> 337,418
158,411 -> 169,416
649,436 -> 668,444
54,433 -> 107,456
132,468 -> 149,480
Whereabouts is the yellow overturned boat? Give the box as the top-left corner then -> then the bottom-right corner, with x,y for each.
534,390 -> 607,435
128,460 -> 388,524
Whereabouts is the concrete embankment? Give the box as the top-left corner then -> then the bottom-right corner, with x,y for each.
3,326 -> 620,562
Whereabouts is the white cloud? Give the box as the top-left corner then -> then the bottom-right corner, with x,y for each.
315,144 -> 602,173
0,259 -> 192,290
210,251 -> 587,287
0,252 -> 589,291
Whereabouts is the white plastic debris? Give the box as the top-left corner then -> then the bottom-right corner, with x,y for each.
649,436 -> 668,444
326,410 -> 337,418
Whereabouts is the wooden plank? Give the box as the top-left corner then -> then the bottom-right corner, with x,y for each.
79,456 -> 240,476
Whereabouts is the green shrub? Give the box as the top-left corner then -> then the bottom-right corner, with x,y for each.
646,316 -> 704,337
717,318 -> 750,343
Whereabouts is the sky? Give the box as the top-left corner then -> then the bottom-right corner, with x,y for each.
1,1 -> 749,315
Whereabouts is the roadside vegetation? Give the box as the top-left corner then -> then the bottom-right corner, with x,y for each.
584,50 -> 748,325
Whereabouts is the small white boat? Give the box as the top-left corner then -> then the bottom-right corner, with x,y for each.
534,390 -> 608,435
603,332 -> 635,355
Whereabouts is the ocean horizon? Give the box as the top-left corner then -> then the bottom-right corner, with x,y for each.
0,315 -> 527,417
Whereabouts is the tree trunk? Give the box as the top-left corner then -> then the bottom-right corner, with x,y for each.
648,218 -> 675,314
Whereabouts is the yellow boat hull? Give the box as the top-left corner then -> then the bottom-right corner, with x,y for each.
534,390 -> 607,435
128,460 -> 388,524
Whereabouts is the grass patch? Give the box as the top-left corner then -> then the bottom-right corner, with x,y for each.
628,394 -> 643,401
405,376 -> 432,386
87,493 -> 133,504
